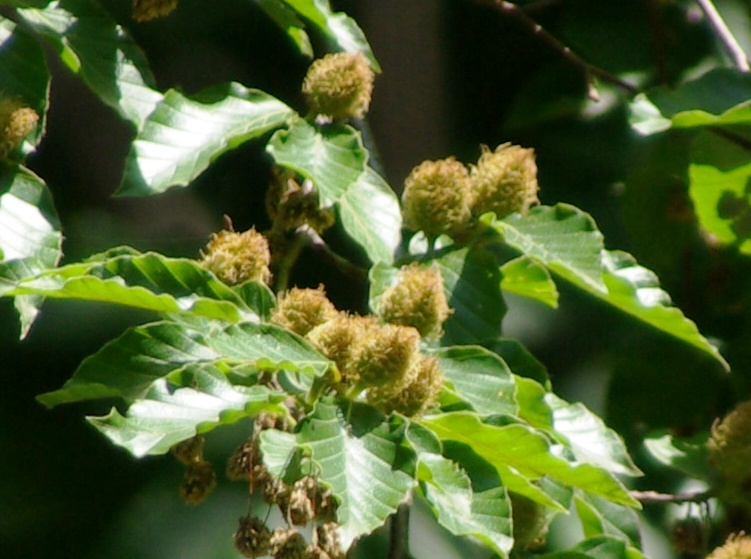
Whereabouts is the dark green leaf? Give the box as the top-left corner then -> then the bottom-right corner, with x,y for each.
500,255 -> 559,308
539,536 -> 633,559
643,431 -> 711,480
255,0 -> 313,57
266,118 -> 367,205
484,338 -> 550,388
574,493 -> 641,548
118,83 -> 294,196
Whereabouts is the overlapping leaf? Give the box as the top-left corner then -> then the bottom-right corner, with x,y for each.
255,0 -> 313,57
643,431 -> 711,480
17,0 -> 162,128
5,249 -> 259,322
539,536 -> 643,559
38,320 -> 330,407
338,166 -> 401,265
500,255 -> 559,308
574,493 -> 641,548
420,412 -> 638,509
88,364 -> 289,457
267,118 -> 367,205
119,84 -> 294,196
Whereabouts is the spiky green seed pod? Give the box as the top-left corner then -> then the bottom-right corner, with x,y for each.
181,460 -> 216,504
707,400 -> 751,490
235,516 -> 272,559
0,98 -> 38,158
510,493 -> 549,550
368,355 -> 443,416
303,52 -> 374,121
469,143 -> 539,218
401,157 -> 472,238
352,323 -> 421,387
201,228 -> 272,286
707,533 -> 751,559
132,0 -> 179,22
306,314 -> 374,384
379,264 -> 450,339
271,286 -> 338,337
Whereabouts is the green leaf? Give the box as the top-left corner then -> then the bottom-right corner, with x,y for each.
432,345 -> 517,416
514,375 -> 554,432
88,364 -> 289,457
266,118 -> 368,205
574,493 -> 641,548
500,255 -> 559,308
435,246 -> 506,345
547,394 -> 641,477
0,166 -> 62,337
338,167 -> 401,265
37,320 -> 330,407
643,431 -> 711,480
539,536 -> 632,559
6,250 -> 259,322
17,0 -> 162,128
484,338 -> 550,388
279,0 -> 380,71
420,412 -> 639,509
255,0 -> 313,57
0,18 -> 49,153
118,83 -> 294,196
488,204 -> 606,292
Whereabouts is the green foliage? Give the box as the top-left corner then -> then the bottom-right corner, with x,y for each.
4,1 -> 751,558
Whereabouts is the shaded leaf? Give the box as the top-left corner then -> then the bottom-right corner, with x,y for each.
574,493 -> 641,548
255,0 -> 313,57
17,0 -> 162,128
118,83 -> 294,196
514,376 -> 553,432
539,536 -> 634,559
420,412 -> 639,508
88,365 -> 289,457
500,255 -> 559,308
266,118 -> 367,205
338,166 -> 401,265
484,337 -> 550,388
643,431 -> 711,480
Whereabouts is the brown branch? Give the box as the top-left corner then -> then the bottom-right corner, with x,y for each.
631,489 -> 713,504
470,0 -> 639,99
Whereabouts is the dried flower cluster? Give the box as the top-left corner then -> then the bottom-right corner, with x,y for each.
172,436 -> 216,504
707,533 -> 751,559
266,170 -> 335,235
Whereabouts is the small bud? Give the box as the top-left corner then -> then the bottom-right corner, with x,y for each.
132,0 -> 179,22
469,143 -> 539,218
270,527 -> 309,559
302,52 -> 374,121
272,286 -> 339,337
266,171 -> 335,234
201,227 -> 272,286
234,516 -> 272,559
352,323 -> 421,387
707,533 -> 751,559
401,157 -> 472,238
378,264 -> 451,339
181,460 -> 216,504
0,98 -> 38,158
368,355 -> 443,417
510,494 -> 548,550
171,435 -> 205,465
707,400 -> 751,489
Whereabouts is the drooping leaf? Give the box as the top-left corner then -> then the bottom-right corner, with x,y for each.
487,204 -> 606,292
0,166 -> 62,336
0,18 -> 49,153
118,83 -> 295,196
514,376 -> 554,432
254,0 -> 313,57
574,492 -> 641,548
435,246 -> 506,345
547,394 -> 641,477
500,255 -> 559,308
6,249 -> 259,322
279,0 -> 380,71
17,0 -> 162,128
338,167 -> 401,265
643,431 -> 712,480
420,412 -> 639,508
88,364 -> 289,457
432,345 -> 517,416
484,338 -> 550,388
37,320 -> 330,407
266,118 -> 368,205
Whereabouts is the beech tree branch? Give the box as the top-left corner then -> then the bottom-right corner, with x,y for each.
696,0 -> 750,72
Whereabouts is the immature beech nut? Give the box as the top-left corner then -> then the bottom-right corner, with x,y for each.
201,228 -> 271,285
707,533 -> 751,559
352,323 -> 421,387
132,0 -> 179,22
707,399 -> 751,489
401,157 -> 472,238
234,516 -> 272,559
271,286 -> 338,337
303,52 -> 374,121
368,355 -> 443,417
0,98 -> 38,158
306,314 -> 371,383
171,435 -> 205,465
379,264 -> 450,338
469,143 -> 539,218
266,171 -> 335,234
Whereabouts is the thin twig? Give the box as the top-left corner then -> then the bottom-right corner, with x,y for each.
697,0 -> 750,72
631,489 -> 713,504
388,504 -> 412,559
470,0 -> 639,98
709,126 -> 751,154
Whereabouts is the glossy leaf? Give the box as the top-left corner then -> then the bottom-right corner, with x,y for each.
255,0 -> 313,57
547,394 -> 641,477
338,167 -> 401,265
514,375 -> 553,432
643,431 -> 711,480
17,0 -> 162,128
266,118 -> 368,205
574,493 -> 641,548
280,0 -> 380,71
420,412 -> 639,508
6,249 -> 259,322
119,84 -> 295,196
38,320 -> 330,407
432,345 -> 517,416
0,18 -> 49,153
500,255 -> 559,308
88,365 -> 289,457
